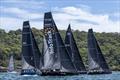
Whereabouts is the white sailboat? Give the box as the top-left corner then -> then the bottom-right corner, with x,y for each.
7,55 -> 17,73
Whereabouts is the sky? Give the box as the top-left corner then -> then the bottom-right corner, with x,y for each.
0,0 -> 120,32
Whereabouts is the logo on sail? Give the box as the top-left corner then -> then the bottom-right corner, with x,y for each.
47,30 -> 54,55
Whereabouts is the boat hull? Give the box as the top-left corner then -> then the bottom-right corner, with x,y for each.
41,70 -> 79,76
20,69 -> 37,75
77,71 -> 87,74
7,71 -> 17,74
87,71 -> 112,75
41,72 -> 78,76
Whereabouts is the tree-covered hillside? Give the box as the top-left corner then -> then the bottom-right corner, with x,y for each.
0,28 -> 120,70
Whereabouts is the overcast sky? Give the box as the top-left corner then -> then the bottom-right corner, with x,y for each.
0,0 -> 120,32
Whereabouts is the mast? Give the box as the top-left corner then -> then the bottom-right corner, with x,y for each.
87,29 -> 111,72
43,12 -> 76,73
65,24 -> 86,72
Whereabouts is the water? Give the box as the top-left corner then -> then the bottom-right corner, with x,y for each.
0,72 -> 120,80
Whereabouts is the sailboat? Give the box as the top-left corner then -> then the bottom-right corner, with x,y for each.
41,12 -> 78,75
87,29 -> 112,74
7,54 -> 16,73
65,24 -> 87,74
21,21 -> 42,75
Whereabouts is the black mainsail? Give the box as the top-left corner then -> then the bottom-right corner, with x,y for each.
87,29 -> 111,74
21,21 -> 42,75
65,24 -> 86,74
42,12 -> 77,75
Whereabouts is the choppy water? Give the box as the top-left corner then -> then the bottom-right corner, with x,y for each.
0,72 -> 120,80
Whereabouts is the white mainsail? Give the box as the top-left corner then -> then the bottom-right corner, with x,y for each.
8,55 -> 14,72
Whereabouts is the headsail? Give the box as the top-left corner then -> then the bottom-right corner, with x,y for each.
43,12 -> 76,72
31,29 -> 42,69
22,21 -> 41,69
22,55 -> 34,69
87,29 -> 111,72
8,55 -> 14,72
65,24 -> 86,72
42,37 -> 53,69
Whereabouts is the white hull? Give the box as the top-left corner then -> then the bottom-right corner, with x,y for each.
7,71 -> 17,74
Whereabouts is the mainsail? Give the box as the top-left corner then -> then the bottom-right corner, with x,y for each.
87,29 -> 111,73
8,55 -> 14,72
22,21 -> 41,69
43,12 -> 76,73
65,24 -> 86,72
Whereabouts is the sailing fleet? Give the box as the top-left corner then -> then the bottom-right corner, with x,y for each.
7,12 -> 112,76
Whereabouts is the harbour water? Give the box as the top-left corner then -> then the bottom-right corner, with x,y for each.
0,72 -> 120,80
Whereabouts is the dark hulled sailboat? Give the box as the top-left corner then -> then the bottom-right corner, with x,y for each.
21,21 -> 42,75
87,29 -> 112,74
65,24 -> 86,74
41,12 -> 77,75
